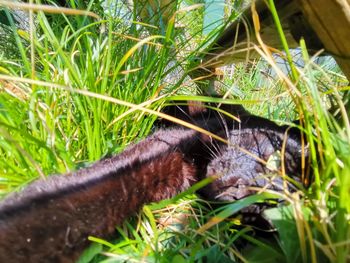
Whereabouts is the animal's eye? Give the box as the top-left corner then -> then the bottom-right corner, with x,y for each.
266,150 -> 281,171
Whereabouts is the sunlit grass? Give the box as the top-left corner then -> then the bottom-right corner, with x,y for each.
0,0 -> 349,262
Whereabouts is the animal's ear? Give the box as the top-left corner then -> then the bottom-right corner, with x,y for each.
156,100 -> 249,127
156,101 -> 208,127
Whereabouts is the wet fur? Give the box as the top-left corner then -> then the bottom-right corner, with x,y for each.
0,102 -> 307,262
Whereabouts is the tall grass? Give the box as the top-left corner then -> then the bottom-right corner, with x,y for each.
0,0 -> 184,189
0,0 -> 349,262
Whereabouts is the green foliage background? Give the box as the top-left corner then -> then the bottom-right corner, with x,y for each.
0,0 -> 349,262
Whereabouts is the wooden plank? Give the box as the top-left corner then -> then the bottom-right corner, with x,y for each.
296,0 -> 350,80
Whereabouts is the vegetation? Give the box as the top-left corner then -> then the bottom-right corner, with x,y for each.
0,0 -> 349,262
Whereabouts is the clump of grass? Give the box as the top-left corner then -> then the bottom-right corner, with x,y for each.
0,1 -> 349,263
0,0 -> 187,191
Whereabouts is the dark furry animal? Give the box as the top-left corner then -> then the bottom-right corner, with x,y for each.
160,102 -> 306,200
0,102 -> 307,262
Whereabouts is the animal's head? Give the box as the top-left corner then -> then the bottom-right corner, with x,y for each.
159,100 -> 310,201
199,127 -> 309,201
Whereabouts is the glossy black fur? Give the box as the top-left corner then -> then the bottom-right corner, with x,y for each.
0,102 -> 308,262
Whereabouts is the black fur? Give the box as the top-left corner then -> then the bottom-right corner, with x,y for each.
0,102 -> 308,262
